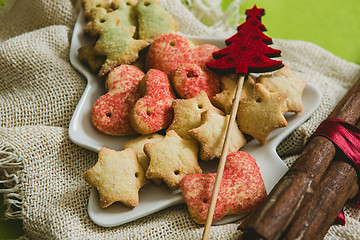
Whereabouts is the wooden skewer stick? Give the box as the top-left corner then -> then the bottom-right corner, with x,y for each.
204,5 -> 283,238
202,75 -> 245,240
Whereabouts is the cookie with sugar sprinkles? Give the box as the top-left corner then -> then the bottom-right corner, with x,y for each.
130,69 -> 176,135
172,62 -> 221,99
91,65 -> 144,136
180,151 -> 267,224
84,7 -> 150,76
83,148 -> 148,208
148,33 -> 221,99
136,0 -> 178,40
147,33 -> 194,76
105,64 -> 144,92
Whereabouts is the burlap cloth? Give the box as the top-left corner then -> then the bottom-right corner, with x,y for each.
1,0 -> 360,239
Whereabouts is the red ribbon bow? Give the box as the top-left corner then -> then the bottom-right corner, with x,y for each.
311,118 -> 360,225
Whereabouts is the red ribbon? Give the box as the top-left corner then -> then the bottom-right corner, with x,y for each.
311,118 -> 360,225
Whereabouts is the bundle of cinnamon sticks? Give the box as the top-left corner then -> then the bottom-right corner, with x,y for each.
239,77 -> 360,240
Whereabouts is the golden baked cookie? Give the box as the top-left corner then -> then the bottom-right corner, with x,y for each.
83,147 -> 148,208
144,130 -> 201,190
257,65 -> 305,113
189,110 -> 247,161
237,82 -> 288,144
167,91 -> 223,140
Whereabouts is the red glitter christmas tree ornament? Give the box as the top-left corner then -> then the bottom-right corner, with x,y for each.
206,5 -> 283,75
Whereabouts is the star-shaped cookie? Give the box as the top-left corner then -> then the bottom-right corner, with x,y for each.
237,82 -> 287,144
167,91 -> 223,140
144,130 -> 201,190
212,75 -> 256,114
83,148 -> 148,208
189,110 -> 247,161
257,65 -> 305,113
124,133 -> 164,171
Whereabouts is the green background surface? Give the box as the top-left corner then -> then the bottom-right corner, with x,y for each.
0,0 -> 359,239
225,0 -> 360,64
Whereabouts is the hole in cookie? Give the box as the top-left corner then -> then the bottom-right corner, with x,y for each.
99,18 -> 106,23
126,2 -> 131,6
169,41 -> 176,47
197,104 -> 203,109
256,97 -> 262,103
144,1 -> 151,6
186,72 -> 194,78
106,112 -> 112,118
135,172 -> 139,178
174,170 -> 180,175
146,110 -> 151,116
203,198 -> 208,203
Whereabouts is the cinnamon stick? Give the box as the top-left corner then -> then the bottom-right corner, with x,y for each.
282,142 -> 360,239
239,77 -> 360,240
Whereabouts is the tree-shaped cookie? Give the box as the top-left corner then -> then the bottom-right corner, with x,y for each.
136,0 -> 178,40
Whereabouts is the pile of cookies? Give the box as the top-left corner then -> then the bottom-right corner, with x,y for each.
81,0 -> 306,224
79,0 -> 177,77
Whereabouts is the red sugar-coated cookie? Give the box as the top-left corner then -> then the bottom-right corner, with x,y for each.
130,69 -> 176,135
147,34 -> 193,76
147,33 -> 221,99
180,151 -> 267,224
172,63 -> 221,99
91,65 -> 145,136
105,65 -> 145,93
193,44 -> 220,65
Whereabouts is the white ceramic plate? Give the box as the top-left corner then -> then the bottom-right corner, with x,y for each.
69,9 -> 322,227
